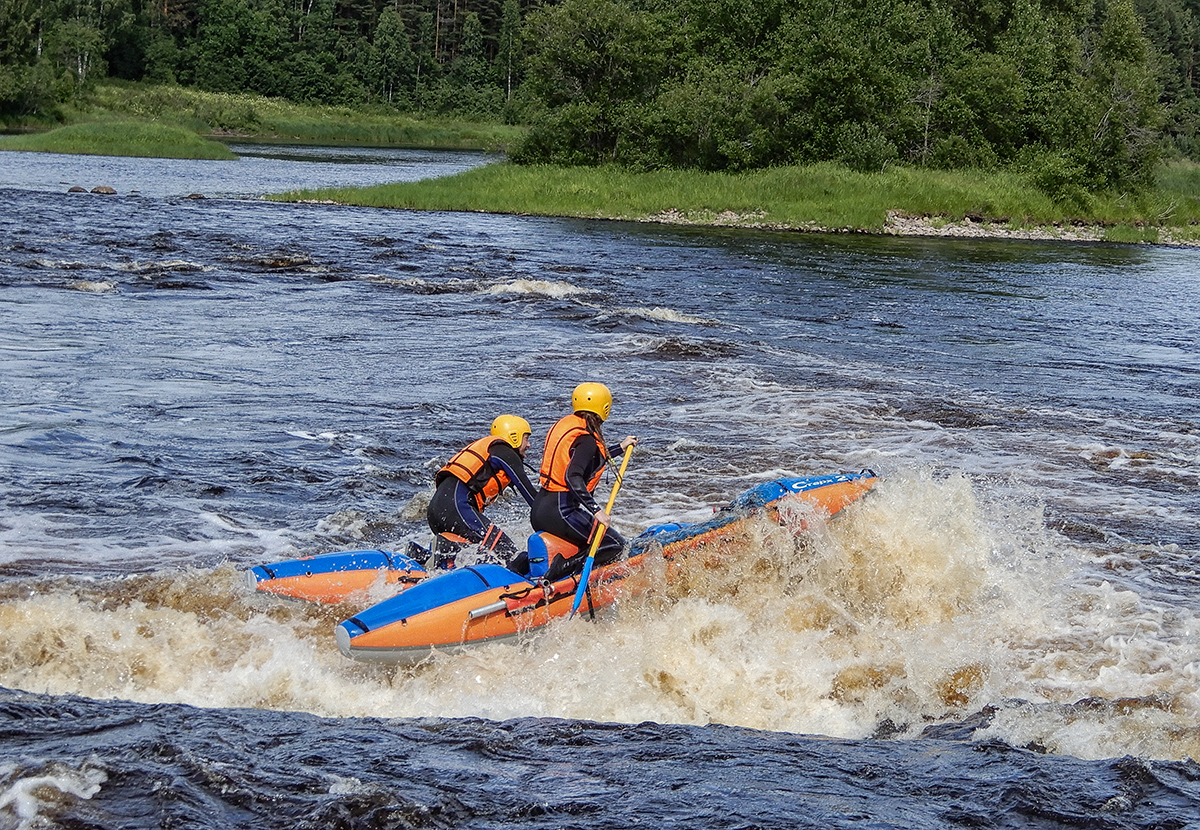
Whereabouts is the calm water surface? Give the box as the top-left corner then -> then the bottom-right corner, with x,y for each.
1,147 -> 1198,828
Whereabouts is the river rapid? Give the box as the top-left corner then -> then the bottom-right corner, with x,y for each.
1,146 -> 1198,828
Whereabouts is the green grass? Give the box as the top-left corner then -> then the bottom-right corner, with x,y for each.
269,160 -> 1200,238
2,80 -> 524,158
9,78 -> 1199,243
0,120 -> 237,159
79,82 -> 525,151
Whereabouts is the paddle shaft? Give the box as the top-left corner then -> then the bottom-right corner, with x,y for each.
569,444 -> 634,619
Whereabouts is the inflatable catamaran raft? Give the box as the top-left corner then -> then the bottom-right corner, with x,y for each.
247,470 -> 878,664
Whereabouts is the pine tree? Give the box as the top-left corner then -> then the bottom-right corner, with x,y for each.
496,0 -> 520,98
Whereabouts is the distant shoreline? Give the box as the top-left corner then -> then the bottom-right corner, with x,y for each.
6,117 -> 1196,248
5,82 -> 1196,247
628,208 -> 1200,247
277,157 -> 1200,249
881,213 -> 1200,247
286,197 -> 1200,248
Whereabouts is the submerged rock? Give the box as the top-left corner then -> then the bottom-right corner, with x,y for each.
67,186 -> 87,193
90,185 -> 117,195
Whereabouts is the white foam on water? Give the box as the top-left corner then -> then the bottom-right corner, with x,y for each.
65,281 -> 118,294
30,260 -> 93,271
1,287 -> 1196,765
0,763 -> 106,830
1,470 -> 1196,761
611,306 -> 721,325
366,275 -> 431,289
649,363 -> 1200,542
0,508 -> 305,573
481,279 -> 591,298
116,260 -> 209,273
285,430 -> 346,442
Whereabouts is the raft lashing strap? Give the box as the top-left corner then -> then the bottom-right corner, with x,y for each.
500,585 -> 536,602
495,576 -> 585,619
492,586 -> 537,618
563,571 -> 596,621
494,580 -> 562,618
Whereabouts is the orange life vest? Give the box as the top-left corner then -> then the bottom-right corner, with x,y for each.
437,436 -> 512,511
539,414 -> 608,493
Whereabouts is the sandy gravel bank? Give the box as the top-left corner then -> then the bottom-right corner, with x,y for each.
641,208 -> 1200,247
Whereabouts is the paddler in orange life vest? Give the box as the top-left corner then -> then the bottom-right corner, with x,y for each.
426,415 -> 539,567
529,382 -> 638,582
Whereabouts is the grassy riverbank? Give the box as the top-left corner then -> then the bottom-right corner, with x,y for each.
0,121 -> 238,159
3,81 -> 523,154
86,82 -> 524,150
270,160 -> 1200,244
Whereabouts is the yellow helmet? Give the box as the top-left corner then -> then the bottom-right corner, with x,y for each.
572,382 -> 612,421
491,414 -> 531,449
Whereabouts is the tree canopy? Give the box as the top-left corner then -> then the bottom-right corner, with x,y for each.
513,0 -> 1185,189
2,0 -> 1199,190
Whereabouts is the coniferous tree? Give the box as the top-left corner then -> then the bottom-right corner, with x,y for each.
451,10 -> 486,87
512,0 -> 1185,187
375,5 -> 416,104
495,0 -> 520,99
1,0 -> 47,116
1082,0 -> 1166,186
4,0 -> 1200,180
46,16 -> 107,87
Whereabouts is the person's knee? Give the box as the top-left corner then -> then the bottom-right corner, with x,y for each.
543,550 -> 585,582
594,541 -> 625,567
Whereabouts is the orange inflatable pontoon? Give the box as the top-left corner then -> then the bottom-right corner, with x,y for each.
333,471 -> 878,664
246,548 -> 427,604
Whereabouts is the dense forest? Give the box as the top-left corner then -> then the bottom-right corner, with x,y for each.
2,0 -> 1200,189
0,0 -> 528,117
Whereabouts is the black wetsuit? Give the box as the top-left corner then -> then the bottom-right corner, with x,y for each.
426,442 -> 537,560
529,433 -> 626,581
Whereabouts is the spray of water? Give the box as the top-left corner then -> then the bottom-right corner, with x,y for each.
1,470 -> 1196,761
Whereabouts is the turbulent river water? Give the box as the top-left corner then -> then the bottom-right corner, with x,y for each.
1,146 -> 1198,828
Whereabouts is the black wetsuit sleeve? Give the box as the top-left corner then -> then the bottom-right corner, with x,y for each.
565,436 -> 604,513
490,444 -> 539,506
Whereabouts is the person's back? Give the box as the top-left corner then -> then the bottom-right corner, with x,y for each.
530,383 -> 637,580
427,414 -> 537,568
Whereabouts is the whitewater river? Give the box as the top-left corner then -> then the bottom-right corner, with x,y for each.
1,146 -> 1198,828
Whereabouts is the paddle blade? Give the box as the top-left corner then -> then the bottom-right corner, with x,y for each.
568,443 -> 633,620
568,556 -> 596,619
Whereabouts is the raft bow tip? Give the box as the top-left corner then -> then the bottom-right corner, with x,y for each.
335,623 -> 352,657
